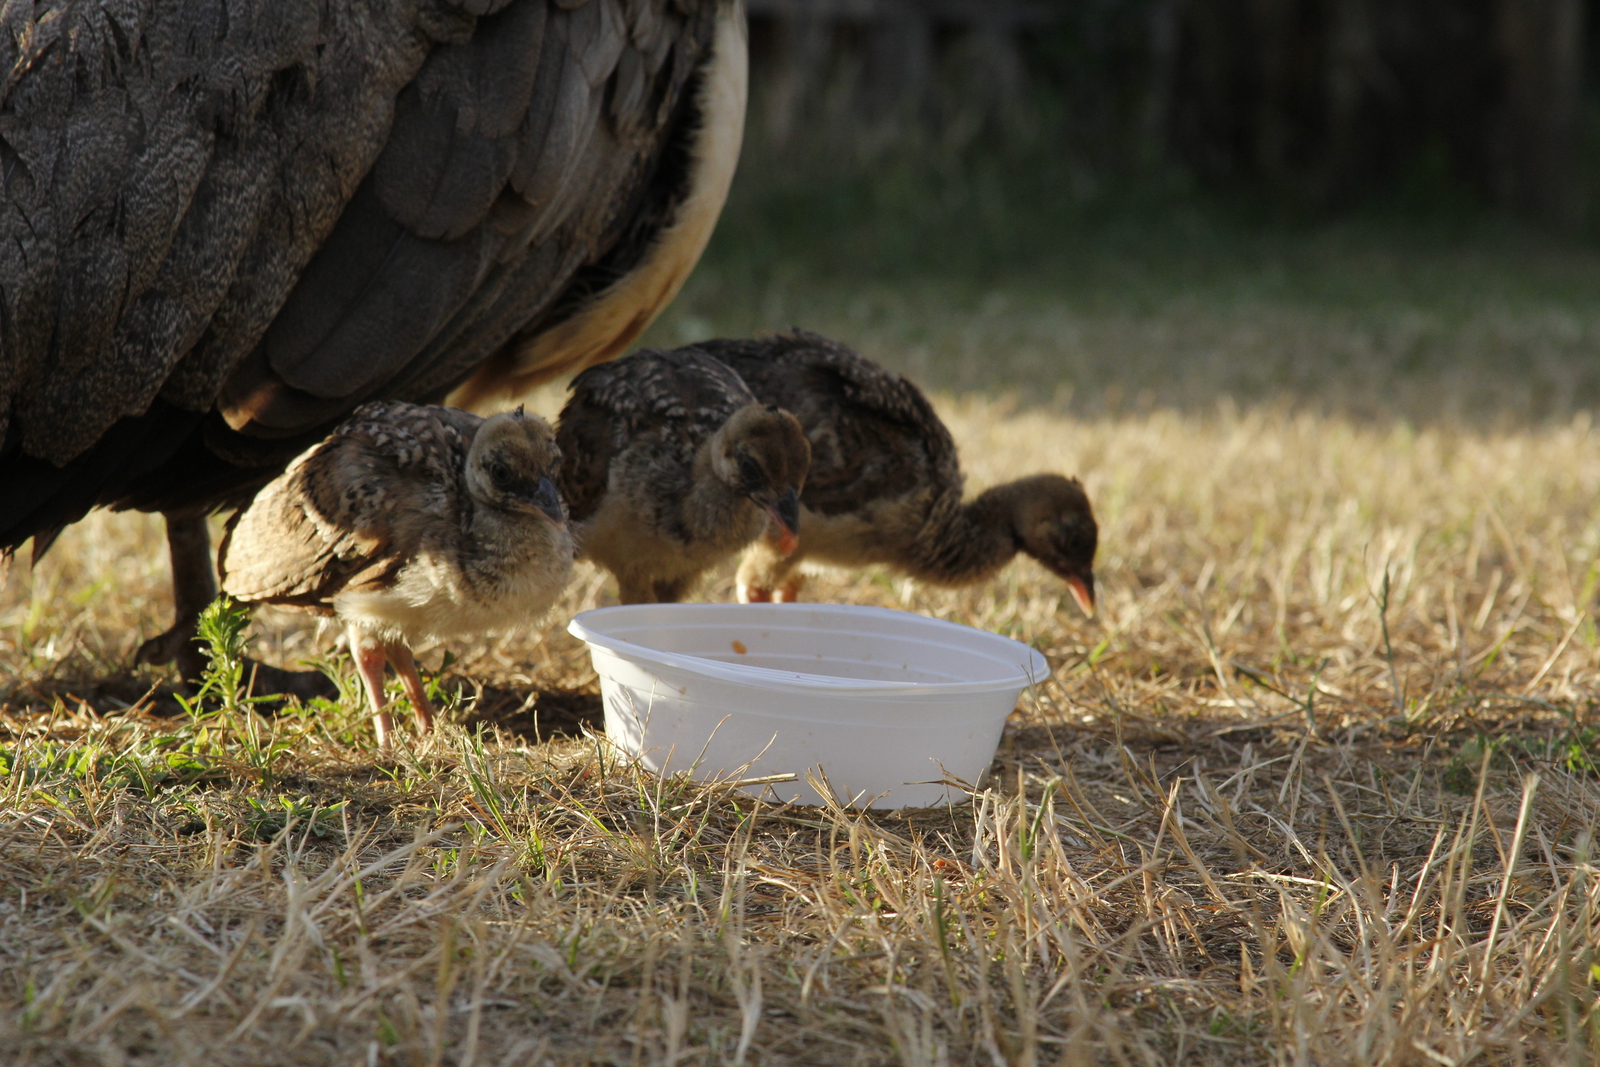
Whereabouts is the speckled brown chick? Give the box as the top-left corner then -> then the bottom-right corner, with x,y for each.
219,401 -> 573,749
556,347 -> 811,604
697,330 -> 1099,612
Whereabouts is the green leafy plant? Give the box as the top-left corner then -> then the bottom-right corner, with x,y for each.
0,735 -> 218,796
187,596 -> 256,716
244,794 -> 348,841
175,597 -> 295,783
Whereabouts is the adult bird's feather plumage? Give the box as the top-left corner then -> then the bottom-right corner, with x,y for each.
0,0 -> 746,670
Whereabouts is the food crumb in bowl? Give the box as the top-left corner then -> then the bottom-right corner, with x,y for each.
731,640 -> 748,655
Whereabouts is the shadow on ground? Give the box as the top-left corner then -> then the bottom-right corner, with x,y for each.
1,671 -> 604,746
460,683 -> 603,742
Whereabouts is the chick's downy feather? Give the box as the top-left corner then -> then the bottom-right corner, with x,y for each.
557,345 -> 757,527
220,400 -> 572,645
555,346 -> 808,603
697,330 -> 1097,609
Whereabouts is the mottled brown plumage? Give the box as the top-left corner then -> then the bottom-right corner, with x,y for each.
0,0 -> 746,677
698,331 -> 1099,611
219,401 -> 573,747
556,347 -> 810,604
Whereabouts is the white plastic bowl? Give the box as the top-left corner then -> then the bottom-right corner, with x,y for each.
567,603 -> 1049,808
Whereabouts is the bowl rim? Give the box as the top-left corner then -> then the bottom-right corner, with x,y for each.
568,602 -> 1051,697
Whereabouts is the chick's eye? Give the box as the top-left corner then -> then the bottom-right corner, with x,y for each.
489,459 -> 511,486
1056,522 -> 1095,555
737,454 -> 764,487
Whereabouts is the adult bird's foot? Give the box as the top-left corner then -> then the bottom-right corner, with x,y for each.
136,623 -> 337,705
134,621 -> 197,671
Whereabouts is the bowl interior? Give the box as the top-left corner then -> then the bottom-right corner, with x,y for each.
572,603 -> 1047,691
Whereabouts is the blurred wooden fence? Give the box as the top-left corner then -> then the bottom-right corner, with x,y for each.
744,0 -> 1592,227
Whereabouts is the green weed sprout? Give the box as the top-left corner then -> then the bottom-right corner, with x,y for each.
177,596 -> 294,783
189,596 -> 255,716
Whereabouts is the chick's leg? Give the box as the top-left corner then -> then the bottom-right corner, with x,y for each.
737,537 -> 804,604
772,576 -> 806,602
384,642 -> 437,735
615,575 -> 655,605
350,631 -> 395,750
652,577 -> 693,603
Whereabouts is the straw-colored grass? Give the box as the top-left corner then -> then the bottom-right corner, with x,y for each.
4,376 -> 1598,1064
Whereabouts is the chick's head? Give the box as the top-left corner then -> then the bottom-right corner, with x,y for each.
1012,474 -> 1098,616
712,403 -> 811,553
467,407 -> 566,524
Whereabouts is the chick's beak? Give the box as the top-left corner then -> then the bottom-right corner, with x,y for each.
1065,571 -> 1096,618
530,476 -> 565,526
759,487 -> 802,557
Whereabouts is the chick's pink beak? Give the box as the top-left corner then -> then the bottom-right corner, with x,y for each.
762,487 -> 802,557
1066,573 -> 1096,618
765,508 -> 800,557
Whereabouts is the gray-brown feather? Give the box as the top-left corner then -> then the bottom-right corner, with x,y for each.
6,0 -> 433,462
219,400 -> 479,609
215,0 -> 712,438
0,0 -> 722,556
555,345 -> 754,524
695,329 -> 962,518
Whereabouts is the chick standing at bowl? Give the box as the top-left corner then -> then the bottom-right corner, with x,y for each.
219,401 -> 573,749
697,330 -> 1098,612
556,347 -> 811,604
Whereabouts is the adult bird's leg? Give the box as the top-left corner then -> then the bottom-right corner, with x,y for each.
136,510 -> 337,701
384,642 -> 437,736
351,631 -> 397,750
134,510 -> 216,680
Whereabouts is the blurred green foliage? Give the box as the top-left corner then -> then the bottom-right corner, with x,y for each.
641,85 -> 1600,424
637,4 -> 1600,419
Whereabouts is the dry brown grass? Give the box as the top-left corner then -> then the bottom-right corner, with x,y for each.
3,391 -> 1600,1065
